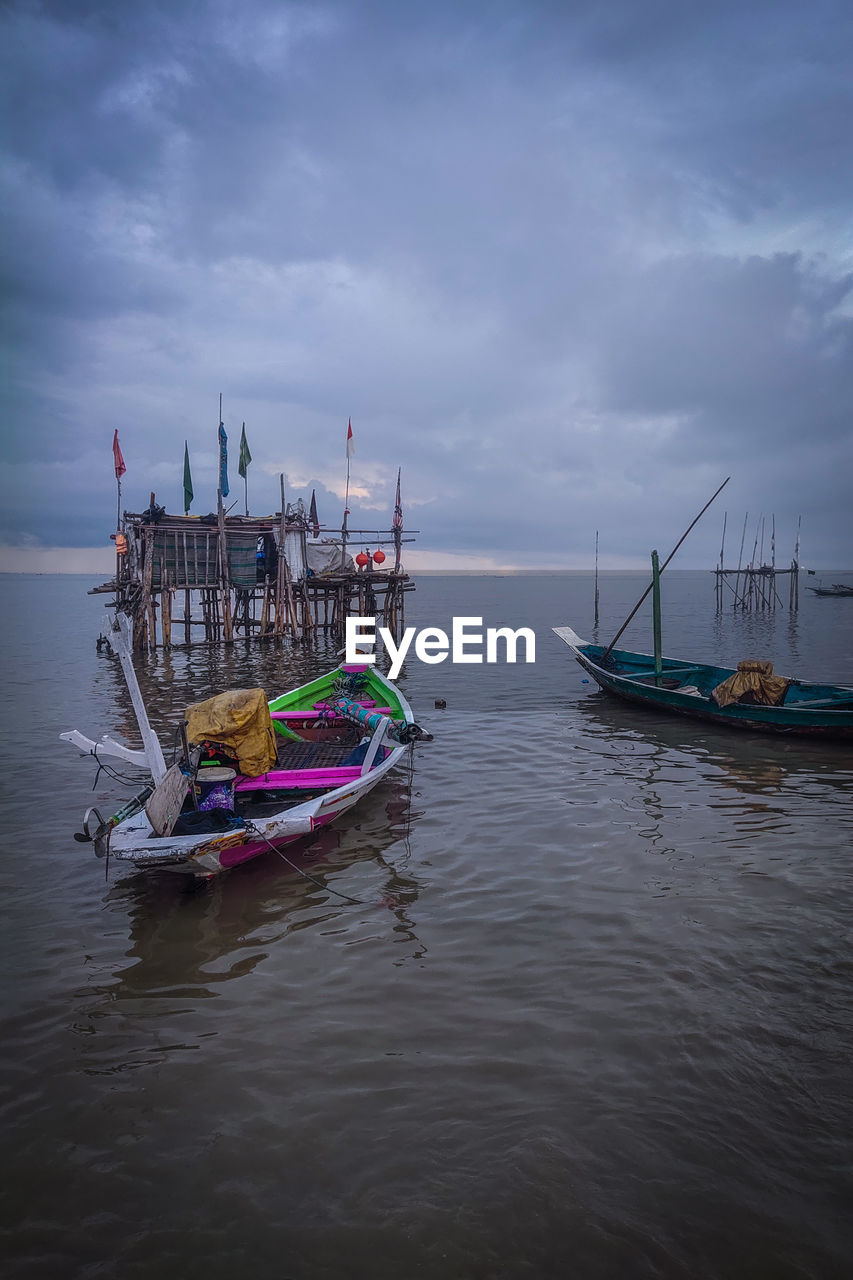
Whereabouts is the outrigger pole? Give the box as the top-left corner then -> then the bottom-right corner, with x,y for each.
603,476 -> 731,661
111,613 -> 167,782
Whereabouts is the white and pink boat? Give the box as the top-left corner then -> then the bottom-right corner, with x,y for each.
63,616 -> 430,876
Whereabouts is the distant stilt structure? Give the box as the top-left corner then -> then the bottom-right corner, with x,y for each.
714,512 -> 801,612
92,484 -> 417,653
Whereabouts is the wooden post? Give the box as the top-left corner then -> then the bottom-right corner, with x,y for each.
717,511 -> 727,612
651,549 -> 662,681
142,527 -> 155,651
279,474 -> 299,639
260,573 -> 270,635
161,567 -> 172,649
594,529 -> 600,629
217,488 -> 233,642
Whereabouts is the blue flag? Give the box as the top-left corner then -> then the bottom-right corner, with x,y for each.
218,422 -> 229,497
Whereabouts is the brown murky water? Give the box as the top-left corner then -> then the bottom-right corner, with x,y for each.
1,572 -> 851,1278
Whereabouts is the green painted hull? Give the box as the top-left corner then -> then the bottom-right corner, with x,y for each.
268,664 -> 409,740
554,628 -> 853,739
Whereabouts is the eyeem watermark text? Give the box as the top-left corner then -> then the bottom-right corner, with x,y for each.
345,616 -> 536,680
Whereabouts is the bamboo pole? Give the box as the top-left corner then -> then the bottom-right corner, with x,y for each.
603,477 -> 730,659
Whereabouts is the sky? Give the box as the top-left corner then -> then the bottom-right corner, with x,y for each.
2,0 -> 852,571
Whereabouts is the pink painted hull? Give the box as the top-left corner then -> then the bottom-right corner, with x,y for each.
217,811 -> 337,869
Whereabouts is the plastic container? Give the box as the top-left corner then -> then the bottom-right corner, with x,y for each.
195,767 -> 236,812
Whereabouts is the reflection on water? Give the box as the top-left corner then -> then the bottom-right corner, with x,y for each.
565,688 -> 853,880
571,685 -> 853,789
69,768 -> 427,1073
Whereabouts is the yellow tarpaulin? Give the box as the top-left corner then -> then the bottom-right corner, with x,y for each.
711,660 -> 789,709
185,688 -> 277,777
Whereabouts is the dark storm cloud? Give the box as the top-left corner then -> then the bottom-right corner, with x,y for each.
2,0 -> 852,565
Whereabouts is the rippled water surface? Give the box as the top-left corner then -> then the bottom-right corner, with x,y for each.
1,571 -> 851,1279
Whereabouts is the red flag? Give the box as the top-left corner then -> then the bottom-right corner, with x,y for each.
346,417 -> 354,459
112,430 -> 126,479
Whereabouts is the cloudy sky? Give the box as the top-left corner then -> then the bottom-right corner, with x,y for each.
2,0 -> 852,570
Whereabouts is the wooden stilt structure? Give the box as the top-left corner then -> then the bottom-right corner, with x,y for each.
714,512 -> 801,612
93,490 -> 417,652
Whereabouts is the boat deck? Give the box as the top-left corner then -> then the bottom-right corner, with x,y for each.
273,740 -> 361,770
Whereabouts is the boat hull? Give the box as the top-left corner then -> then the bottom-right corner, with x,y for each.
107,743 -> 405,874
554,628 -> 853,739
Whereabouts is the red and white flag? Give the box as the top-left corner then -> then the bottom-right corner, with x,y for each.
346,417 -> 354,459
112,429 -> 126,479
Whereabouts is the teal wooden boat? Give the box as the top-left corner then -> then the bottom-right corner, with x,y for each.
553,627 -> 853,739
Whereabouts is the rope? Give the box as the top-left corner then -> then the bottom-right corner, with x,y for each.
90,744 -> 147,790
242,820 -> 364,905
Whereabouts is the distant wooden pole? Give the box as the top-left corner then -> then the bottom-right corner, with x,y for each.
603,476 -> 730,659
594,530 -> 600,629
734,511 -> 748,609
794,515 -> 801,608
717,511 -> 727,610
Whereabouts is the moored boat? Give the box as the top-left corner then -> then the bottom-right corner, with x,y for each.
63,617 -> 430,875
553,627 -> 853,739
808,582 -> 853,597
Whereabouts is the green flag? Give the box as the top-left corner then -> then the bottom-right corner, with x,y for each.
238,422 -> 252,479
183,441 -> 193,514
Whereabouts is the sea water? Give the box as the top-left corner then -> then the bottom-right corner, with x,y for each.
0,571 -> 851,1279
